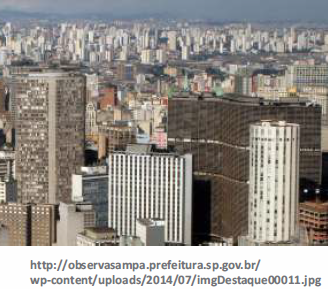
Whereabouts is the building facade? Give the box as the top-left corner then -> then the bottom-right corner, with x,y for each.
108,144 -> 193,245
299,201 -> 328,246
13,69 -> 85,204
72,166 -> 108,227
248,121 -> 300,244
168,94 -> 321,242
0,203 -> 56,246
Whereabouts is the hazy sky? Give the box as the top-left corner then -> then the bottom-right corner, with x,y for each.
0,0 -> 327,20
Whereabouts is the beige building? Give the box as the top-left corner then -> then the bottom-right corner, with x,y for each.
0,203 -> 56,246
13,69 -> 85,204
0,203 -> 30,246
31,204 -> 57,246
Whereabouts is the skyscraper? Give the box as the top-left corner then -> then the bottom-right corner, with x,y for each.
13,68 -> 85,204
248,121 -> 300,244
168,94 -> 321,242
108,144 -> 193,245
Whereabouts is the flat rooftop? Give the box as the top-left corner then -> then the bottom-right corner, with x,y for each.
172,92 -> 320,108
300,201 -> 328,213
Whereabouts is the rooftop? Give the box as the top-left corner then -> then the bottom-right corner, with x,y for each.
172,92 -> 320,108
300,201 -> 328,213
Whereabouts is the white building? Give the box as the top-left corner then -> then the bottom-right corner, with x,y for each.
136,219 -> 165,246
85,102 -> 98,136
108,144 -> 193,245
141,49 -> 154,65
168,31 -> 177,51
182,46 -> 190,60
248,121 -> 300,244
156,49 -> 167,64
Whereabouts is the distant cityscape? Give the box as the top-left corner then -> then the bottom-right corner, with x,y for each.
0,16 -> 327,246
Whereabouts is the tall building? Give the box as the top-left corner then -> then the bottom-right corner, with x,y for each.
108,144 -> 193,245
248,121 -> 300,244
182,46 -> 190,61
13,69 -> 85,204
31,204 -> 57,246
168,31 -> 177,52
168,94 -> 321,242
0,203 -> 30,246
0,203 -> 56,246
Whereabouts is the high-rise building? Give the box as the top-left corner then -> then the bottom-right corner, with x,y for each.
0,203 -> 56,246
168,31 -> 177,52
168,94 -> 321,242
0,203 -> 30,246
108,144 -> 193,245
31,204 -> 57,246
13,69 -> 85,204
182,46 -> 190,61
248,121 -> 300,244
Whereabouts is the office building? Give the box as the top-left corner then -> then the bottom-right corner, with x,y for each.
108,144 -> 193,245
248,121 -> 300,244
72,166 -> 108,227
168,94 -> 321,242
13,69 -> 85,204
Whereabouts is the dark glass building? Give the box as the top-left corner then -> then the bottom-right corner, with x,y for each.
168,93 -> 322,243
